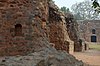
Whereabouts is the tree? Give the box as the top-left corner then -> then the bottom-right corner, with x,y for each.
92,0 -> 100,13
60,6 -> 70,13
73,13 -> 83,20
71,1 -> 100,20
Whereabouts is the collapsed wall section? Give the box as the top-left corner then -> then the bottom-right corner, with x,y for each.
48,2 -> 74,54
65,13 -> 83,52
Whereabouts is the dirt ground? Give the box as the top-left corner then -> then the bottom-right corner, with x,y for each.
73,49 -> 100,66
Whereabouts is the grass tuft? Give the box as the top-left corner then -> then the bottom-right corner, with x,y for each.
89,44 -> 100,51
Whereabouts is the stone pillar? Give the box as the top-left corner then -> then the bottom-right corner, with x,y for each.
68,40 -> 74,54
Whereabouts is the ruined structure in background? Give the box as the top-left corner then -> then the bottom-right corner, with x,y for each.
78,20 -> 100,44
65,13 -> 84,52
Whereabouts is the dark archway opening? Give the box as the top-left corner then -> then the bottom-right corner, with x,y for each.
92,29 -> 96,34
91,35 -> 97,42
85,44 -> 87,50
15,24 -> 22,36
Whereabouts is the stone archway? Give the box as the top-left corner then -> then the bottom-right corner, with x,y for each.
15,24 -> 22,36
92,29 -> 96,34
91,35 -> 97,42
85,43 -> 87,50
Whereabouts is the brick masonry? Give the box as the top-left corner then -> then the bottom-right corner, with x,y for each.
0,0 -> 48,56
0,0 -> 84,56
48,3 -> 74,54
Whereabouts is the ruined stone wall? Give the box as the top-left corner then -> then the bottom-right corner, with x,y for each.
65,13 -> 82,52
48,2 -> 74,54
0,0 -> 83,56
0,1 -> 84,66
0,0 -> 49,56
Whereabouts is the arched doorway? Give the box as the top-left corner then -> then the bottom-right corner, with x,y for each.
92,29 -> 96,34
15,24 -> 22,36
85,43 -> 87,50
91,35 -> 97,42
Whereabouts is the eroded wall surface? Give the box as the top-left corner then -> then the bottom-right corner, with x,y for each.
0,0 -> 48,56
48,2 -> 74,54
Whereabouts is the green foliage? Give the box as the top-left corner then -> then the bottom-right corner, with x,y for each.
92,0 -> 100,13
92,1 -> 99,8
49,0 -> 52,1
60,6 -> 70,13
49,0 -> 55,3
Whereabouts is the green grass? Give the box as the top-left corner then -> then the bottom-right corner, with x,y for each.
89,44 -> 100,51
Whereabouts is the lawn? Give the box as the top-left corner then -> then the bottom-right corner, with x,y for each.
89,44 -> 100,51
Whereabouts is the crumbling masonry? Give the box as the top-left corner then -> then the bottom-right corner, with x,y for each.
0,0 -> 84,66
0,0 -> 84,56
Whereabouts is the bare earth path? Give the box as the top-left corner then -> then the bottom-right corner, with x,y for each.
73,50 -> 100,66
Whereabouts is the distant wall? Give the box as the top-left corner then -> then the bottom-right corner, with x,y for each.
78,20 -> 100,43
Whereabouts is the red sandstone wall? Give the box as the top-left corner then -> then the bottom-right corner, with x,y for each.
0,0 -> 48,56
48,3 -> 74,53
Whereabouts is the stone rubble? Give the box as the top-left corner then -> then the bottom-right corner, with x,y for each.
0,49 -> 84,66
